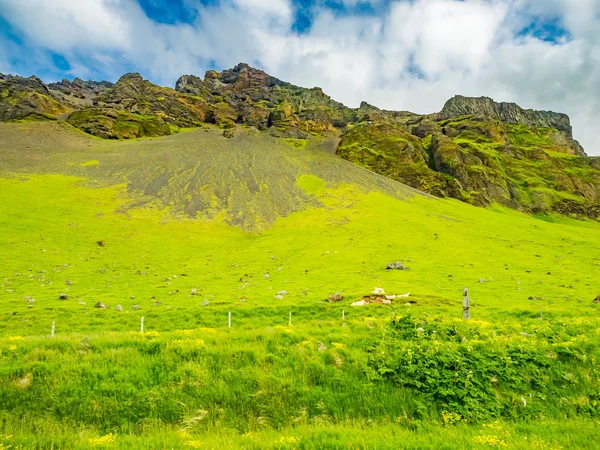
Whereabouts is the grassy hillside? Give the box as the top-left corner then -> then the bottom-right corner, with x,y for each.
1,122 -> 600,448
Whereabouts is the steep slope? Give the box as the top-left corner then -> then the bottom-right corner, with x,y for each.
1,64 -> 599,220
337,97 -> 600,219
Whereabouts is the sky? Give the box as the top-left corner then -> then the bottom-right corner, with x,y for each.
0,0 -> 599,154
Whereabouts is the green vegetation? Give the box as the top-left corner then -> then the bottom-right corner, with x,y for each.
338,115 -> 600,219
1,123 -> 600,448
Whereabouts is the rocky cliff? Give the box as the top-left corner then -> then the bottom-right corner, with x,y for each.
1,64 -> 599,221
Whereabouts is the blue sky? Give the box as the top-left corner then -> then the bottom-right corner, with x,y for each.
0,0 -> 599,154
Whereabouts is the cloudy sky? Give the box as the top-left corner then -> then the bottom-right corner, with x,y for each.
0,0 -> 598,154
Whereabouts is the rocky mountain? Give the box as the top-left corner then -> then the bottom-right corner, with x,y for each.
1,64 -> 599,221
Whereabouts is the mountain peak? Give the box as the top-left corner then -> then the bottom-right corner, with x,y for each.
440,95 -> 573,137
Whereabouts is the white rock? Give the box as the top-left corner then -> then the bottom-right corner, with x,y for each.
398,293 -> 410,298
351,300 -> 367,306
275,295 -> 284,300
385,295 -> 396,300
382,299 -> 392,305
372,287 -> 385,296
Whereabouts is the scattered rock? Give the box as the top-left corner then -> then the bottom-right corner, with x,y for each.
382,299 -> 392,305
264,274 -> 270,278
385,295 -> 396,300
94,302 -> 107,309
223,129 -> 235,138
239,277 -> 245,282
130,296 -> 135,299
277,290 -> 288,296
191,288 -> 197,295
479,278 -> 486,283
59,293 -> 68,300
154,301 -> 162,306
65,280 -> 72,285
327,292 -> 344,302
351,300 -> 367,306
275,295 -> 284,300
132,305 -> 141,310
114,304 -> 123,311
372,287 -> 385,296
78,300 -> 86,305
594,295 -> 600,304
201,300 -> 209,306
97,240 -> 105,247
386,262 -> 408,270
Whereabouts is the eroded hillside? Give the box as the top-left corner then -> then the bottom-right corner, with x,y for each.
1,65 -> 599,220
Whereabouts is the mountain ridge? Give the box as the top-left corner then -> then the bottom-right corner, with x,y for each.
1,63 -> 599,221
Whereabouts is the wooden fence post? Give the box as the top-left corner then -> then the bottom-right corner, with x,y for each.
342,310 -> 345,321
228,312 -> 231,329
289,311 -> 292,326
51,321 -> 55,337
140,316 -> 144,333
463,288 -> 470,320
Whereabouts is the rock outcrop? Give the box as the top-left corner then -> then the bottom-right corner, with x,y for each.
1,64 -> 599,221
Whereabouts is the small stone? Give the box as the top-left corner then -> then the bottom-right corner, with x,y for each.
114,304 -> 123,311
78,300 -> 86,305
132,305 -> 141,310
191,288 -> 197,295
594,295 -> 600,304
201,300 -> 209,306
386,262 -> 407,270
94,302 -> 107,309
372,287 -> 385,296
239,278 -> 245,282
154,301 -> 162,306
59,293 -> 68,300
351,300 -> 367,306
382,299 -> 392,305
223,129 -> 235,138
264,274 -> 270,278
479,278 -> 486,283
275,295 -> 284,300
277,290 -> 288,296
327,292 -> 343,302
65,280 -> 72,285
130,296 -> 135,299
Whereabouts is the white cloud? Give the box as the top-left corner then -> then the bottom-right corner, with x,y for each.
0,0 -> 599,154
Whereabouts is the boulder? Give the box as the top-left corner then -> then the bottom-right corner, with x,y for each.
372,287 -> 385,296
327,292 -> 343,302
114,304 -> 123,311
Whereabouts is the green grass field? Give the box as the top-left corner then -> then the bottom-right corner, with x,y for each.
1,122 -> 600,448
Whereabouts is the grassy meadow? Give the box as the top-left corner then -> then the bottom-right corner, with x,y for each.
1,123 -> 600,448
